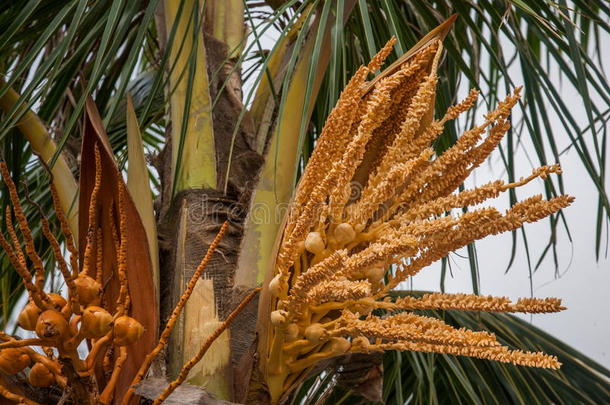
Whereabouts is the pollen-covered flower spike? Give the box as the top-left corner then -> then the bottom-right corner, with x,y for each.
259,36 -> 572,403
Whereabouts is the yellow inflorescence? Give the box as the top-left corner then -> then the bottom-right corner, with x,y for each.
263,38 -> 573,402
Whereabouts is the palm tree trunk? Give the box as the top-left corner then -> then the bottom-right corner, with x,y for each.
155,2 -> 263,399
155,1 -> 357,402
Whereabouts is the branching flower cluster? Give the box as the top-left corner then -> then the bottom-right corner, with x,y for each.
0,146 -> 143,404
262,38 -> 573,402
0,145 -> 255,404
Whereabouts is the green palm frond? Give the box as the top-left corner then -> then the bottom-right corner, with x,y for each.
292,292 -> 610,405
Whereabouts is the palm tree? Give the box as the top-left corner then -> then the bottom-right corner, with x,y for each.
0,0 -> 609,404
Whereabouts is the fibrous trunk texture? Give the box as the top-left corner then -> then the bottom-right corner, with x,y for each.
156,29 -> 263,400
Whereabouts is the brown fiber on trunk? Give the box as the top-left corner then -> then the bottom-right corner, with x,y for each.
156,27 -> 264,399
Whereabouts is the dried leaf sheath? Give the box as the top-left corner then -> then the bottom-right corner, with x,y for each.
0,100 -> 158,404
258,35 -> 573,403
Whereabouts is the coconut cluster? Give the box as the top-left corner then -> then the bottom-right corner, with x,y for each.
0,146 -> 143,402
261,37 -> 572,402
0,146 -> 245,404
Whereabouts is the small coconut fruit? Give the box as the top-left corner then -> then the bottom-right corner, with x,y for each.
113,316 -> 144,346
74,274 -> 101,307
268,274 -> 282,297
304,232 -> 325,255
35,310 -> 70,341
365,266 -> 386,283
333,223 -> 356,245
81,306 -> 113,338
28,363 -> 55,387
0,348 -> 31,375
351,336 -> 370,349
17,301 -> 42,331
328,337 -> 351,355
47,293 -> 67,311
284,323 -> 300,342
304,323 -> 325,343
270,310 -> 287,326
